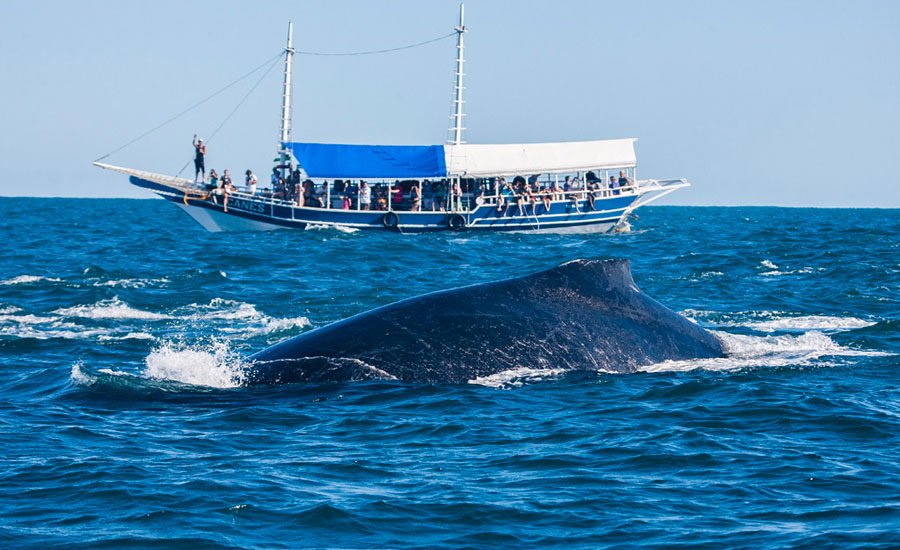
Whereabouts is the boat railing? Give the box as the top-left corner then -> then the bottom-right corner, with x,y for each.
201,178 -> 685,214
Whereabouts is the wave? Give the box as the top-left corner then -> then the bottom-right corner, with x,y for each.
91,277 -> 171,289
54,297 -> 171,321
143,340 -> 246,388
305,223 -> 359,234
2,296 -> 310,343
0,275 -> 63,285
469,367 -> 570,388
181,298 -> 310,337
756,258 -> 822,277
638,331 -> 891,374
71,340 -> 247,390
745,315 -> 875,333
682,309 -> 876,334
97,332 -> 156,342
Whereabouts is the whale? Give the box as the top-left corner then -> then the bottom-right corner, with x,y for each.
245,259 -> 725,384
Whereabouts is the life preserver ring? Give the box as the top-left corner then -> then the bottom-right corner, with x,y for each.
382,211 -> 399,229
448,213 -> 467,231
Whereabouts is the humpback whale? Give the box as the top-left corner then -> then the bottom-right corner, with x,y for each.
246,259 -> 724,384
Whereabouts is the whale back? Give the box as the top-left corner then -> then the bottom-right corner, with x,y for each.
247,259 -> 723,384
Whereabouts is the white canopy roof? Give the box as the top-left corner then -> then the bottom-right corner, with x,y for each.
443,138 -> 637,177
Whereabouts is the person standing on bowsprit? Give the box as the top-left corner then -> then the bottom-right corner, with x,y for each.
192,134 -> 206,182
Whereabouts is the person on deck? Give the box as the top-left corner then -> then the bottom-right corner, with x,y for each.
245,170 -> 258,195
391,181 -> 404,209
433,180 -> 447,211
359,181 -> 371,210
271,168 -> 280,192
618,170 -> 632,188
550,178 -> 563,201
410,181 -> 422,212
221,169 -> 233,212
192,135 -> 206,182
450,179 -> 462,212
204,169 -> 219,202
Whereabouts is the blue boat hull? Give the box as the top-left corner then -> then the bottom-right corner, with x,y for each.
131,176 -> 636,233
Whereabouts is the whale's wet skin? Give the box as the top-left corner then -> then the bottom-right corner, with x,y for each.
247,259 -> 724,384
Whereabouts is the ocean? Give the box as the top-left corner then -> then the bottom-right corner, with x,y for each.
0,198 -> 897,548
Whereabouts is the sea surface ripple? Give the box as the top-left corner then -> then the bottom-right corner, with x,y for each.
0,199 -> 898,548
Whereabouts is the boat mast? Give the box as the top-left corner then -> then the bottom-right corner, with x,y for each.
449,3 -> 467,145
279,21 -> 295,178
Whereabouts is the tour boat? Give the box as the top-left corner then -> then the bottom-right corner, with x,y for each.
95,5 -> 689,234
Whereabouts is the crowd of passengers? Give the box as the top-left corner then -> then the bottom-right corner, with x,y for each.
201,165 -> 634,214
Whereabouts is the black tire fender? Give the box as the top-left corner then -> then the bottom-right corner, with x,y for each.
382,211 -> 399,228
448,213 -> 466,231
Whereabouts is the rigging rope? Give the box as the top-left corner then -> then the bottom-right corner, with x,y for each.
94,30 -> 456,164
175,55 -> 282,177
295,31 -> 456,56
93,51 -> 284,163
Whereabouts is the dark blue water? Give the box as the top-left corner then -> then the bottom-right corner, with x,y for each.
1,198 -> 897,548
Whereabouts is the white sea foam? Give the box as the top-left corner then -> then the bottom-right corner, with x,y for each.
70,363 -> 95,385
93,277 -> 170,289
305,223 -> 359,234
0,319 -> 109,340
54,297 -> 171,321
0,275 -> 63,285
97,332 -> 156,342
638,331 -> 891,374
469,366 -> 570,388
681,309 -> 876,334
184,298 -> 310,336
0,313 -> 57,325
746,315 -> 876,333
760,259 -> 778,270
143,340 -> 245,388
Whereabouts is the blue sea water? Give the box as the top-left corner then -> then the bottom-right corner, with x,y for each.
0,198 -> 897,548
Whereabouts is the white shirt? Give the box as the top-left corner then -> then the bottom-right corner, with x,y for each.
246,174 -> 258,194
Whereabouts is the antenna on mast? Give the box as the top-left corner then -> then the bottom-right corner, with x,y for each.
448,3 -> 467,145
279,21 -> 295,177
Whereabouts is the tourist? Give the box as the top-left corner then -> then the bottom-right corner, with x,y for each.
550,178 -> 562,201
541,187 -> 552,213
375,187 -> 388,211
410,181 -> 422,211
392,181 -> 404,208
359,181 -> 371,210
245,169 -> 258,195
192,134 -> 206,182
206,169 -> 219,192
515,182 -> 525,216
422,180 -> 434,211
221,169 -> 233,212
618,170 -> 632,189
433,179 -> 447,211
270,167 -> 280,192
450,179 -> 462,211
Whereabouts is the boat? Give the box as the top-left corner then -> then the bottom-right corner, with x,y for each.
95,5 -> 689,234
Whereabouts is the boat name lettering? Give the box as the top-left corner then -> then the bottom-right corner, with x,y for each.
231,199 -> 266,213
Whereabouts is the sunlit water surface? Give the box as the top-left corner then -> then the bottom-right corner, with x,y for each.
1,199 -> 898,547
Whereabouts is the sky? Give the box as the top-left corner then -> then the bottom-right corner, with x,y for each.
0,0 -> 898,207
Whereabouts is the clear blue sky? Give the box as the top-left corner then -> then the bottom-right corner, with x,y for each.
1,0 -> 898,206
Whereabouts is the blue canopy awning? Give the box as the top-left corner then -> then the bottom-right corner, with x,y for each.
285,142 -> 447,179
